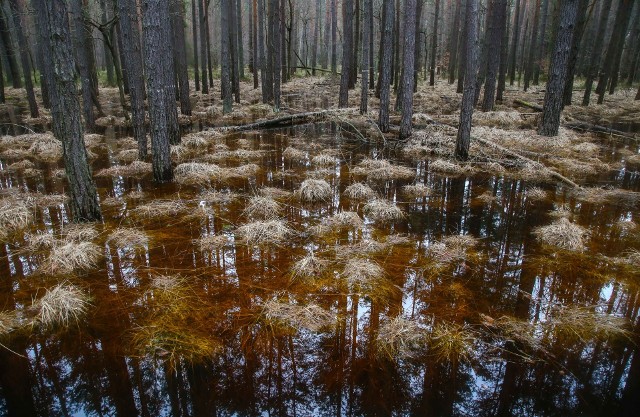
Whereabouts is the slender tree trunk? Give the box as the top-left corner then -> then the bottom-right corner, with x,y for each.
392,0 -> 401,90
0,45 -> 4,103
562,0 -> 590,105
33,4 -> 51,109
100,0 -> 115,86
399,0 -> 418,140
142,0 -> 175,182
41,0 -> 101,221
338,0 -> 354,107
482,0 -> 507,111
369,0 -> 374,88
8,0 -> 38,118
331,0 -> 337,73
524,0 -> 541,91
509,0 -> 522,86
222,0 -> 233,113
596,0 -> 636,103
322,0 -> 330,69
456,0 -> 478,160
351,0 -> 359,88
253,0 -> 259,88
237,0 -> 245,79
497,1 -> 510,102
271,0 -> 282,109
311,0 -> 320,75
199,0 -> 209,93
378,0 -> 394,132
230,0 -> 241,102
456,0 -> 467,93
448,0 -> 462,84
206,5 -> 214,86
413,0 -> 423,93
534,0 -> 550,84
360,0 -> 370,114
0,7 -> 20,88
259,0 -> 271,102
430,0 -> 440,86
582,0 -> 613,105
192,0 -> 200,91
538,0 -> 579,137
171,0 -> 192,115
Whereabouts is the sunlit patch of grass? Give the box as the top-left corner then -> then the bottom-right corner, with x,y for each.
33,283 -> 91,329
377,316 -> 427,359
108,228 -> 148,249
430,159 -> 472,175
363,199 -> 404,223
296,179 -> 332,203
261,299 -> 335,333
343,182 -> 376,200
236,220 -> 294,246
429,322 -> 475,363
0,197 -> 33,240
533,218 -> 587,251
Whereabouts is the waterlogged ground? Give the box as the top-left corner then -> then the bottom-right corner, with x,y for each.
0,82 -> 640,416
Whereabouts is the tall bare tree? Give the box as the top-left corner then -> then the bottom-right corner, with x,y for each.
7,0 -> 38,118
456,0 -> 479,159
338,0 -> 354,107
378,0 -> 394,132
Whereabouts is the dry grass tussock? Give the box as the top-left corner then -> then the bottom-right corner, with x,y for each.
427,235 -> 479,264
476,191 -> 496,204
28,135 -> 62,161
134,200 -> 188,218
290,253 -> 329,281
258,186 -> 292,200
242,196 -> 282,219
324,211 -> 364,230
41,241 -> 102,275
62,224 -> 99,242
527,187 -> 548,201
197,234 -> 231,251
430,322 -> 475,362
33,283 -> 90,328
377,316 -> 427,359
0,196 -> 33,240
572,187 -> 640,207
236,220 -> 294,246
312,153 -> 339,167
6,159 -> 35,171
343,182 -> 376,200
430,159 -> 474,175
352,158 -> 415,181
108,228 -> 148,249
174,162 -> 223,185
363,199 -> 404,222
402,183 -> 433,199
472,110 -> 524,129
550,304 -> 631,342
116,148 -> 139,163
297,179 -> 332,202
262,299 -> 335,333
283,146 -> 307,161
534,218 -> 587,251
96,160 -> 152,178
341,258 -> 395,299
198,189 -> 238,204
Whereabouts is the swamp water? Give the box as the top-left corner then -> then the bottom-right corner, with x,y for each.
0,117 -> 639,417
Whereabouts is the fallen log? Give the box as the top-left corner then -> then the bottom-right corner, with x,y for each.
473,135 -> 581,189
564,121 -> 637,139
514,99 -> 543,112
211,110 -> 349,132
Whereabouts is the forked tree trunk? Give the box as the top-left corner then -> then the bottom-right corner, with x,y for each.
360,0 -> 370,114
222,0 -> 233,113
8,0 -> 38,119
429,0 -> 440,86
538,0 -> 579,137
456,0 -> 478,160
170,0 -> 192,115
378,0 -> 394,132
338,0 -> 353,107
41,0 -> 101,222
399,0 -> 418,140
142,0 -> 175,182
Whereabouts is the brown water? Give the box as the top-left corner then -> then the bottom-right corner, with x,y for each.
1,115 -> 639,417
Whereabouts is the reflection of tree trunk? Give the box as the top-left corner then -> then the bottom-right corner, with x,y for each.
165,363 -> 184,417
0,343 -> 37,417
620,320 -> 640,416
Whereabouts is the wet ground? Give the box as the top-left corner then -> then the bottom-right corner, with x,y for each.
1,84 -> 640,416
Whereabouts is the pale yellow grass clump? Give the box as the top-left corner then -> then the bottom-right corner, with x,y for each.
0,198 -> 33,239
96,160 -> 152,178
290,253 -> 329,281
62,224 -> 99,242
174,162 -> 223,185
325,211 -> 364,230
108,228 -> 148,249
33,283 -> 90,328
198,189 -> 238,204
363,199 -> 404,222
352,158 -> 416,181
312,153 -> 338,167
262,299 -> 335,332
427,234 -> 478,264
283,146 -> 307,161
343,182 -> 376,200
342,258 -> 387,294
533,218 -> 588,251
236,220 -> 294,246
42,241 -> 102,275
377,316 -> 427,359
134,200 -> 188,218
430,322 -> 475,362
196,234 -> 230,251
7,159 -> 35,171
527,187 -> 548,201
116,148 -> 139,163
550,304 -> 631,342
402,183 -> 433,199
229,163 -> 260,179
242,196 -> 282,219
430,159 -> 471,175
182,134 -> 209,149
258,186 -> 292,200
28,134 -> 62,161
297,179 -> 332,202
23,232 -> 57,252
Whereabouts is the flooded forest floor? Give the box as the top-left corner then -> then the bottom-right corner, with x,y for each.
0,77 -> 640,416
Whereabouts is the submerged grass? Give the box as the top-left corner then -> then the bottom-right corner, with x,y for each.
290,253 -> 330,281
108,228 -> 149,249
377,316 -> 427,359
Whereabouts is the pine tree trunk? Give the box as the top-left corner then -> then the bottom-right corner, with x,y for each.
323,0 -> 330,69
237,0 -> 245,79
595,0 -> 635,104
311,0 -> 320,76
524,0 -> 541,91
331,0 -> 337,73
430,0 -> 440,86
582,0 -> 613,105
230,0 -> 241,102
0,7 -> 20,88
392,0 -> 401,90
378,0 -> 394,132
456,0 -> 467,94
399,0 -> 418,140
192,0 -> 200,91
41,0 -> 102,222
116,0 -> 146,160
562,0 -> 590,105
448,0 -> 462,84
534,0 -> 550,84
509,0 -> 522,86
99,0 -> 115,87
538,0 -> 579,137
252,0 -> 259,88
8,0 -> 38,119
482,0 -> 507,111
206,6 -> 214,85
0,43 -> 4,103
360,0 -> 370,114
351,0 -> 359,89
222,0 -> 233,113
368,0 -> 374,88
496,2 -> 510,102
338,0 -> 353,107
142,0 -> 175,182
199,0 -> 209,93
413,0 -> 423,93
271,0 -> 282,109
456,0 -> 478,160
33,4 -> 52,109
258,0 -> 271,102
170,0 -> 192,115
375,0 -> 390,98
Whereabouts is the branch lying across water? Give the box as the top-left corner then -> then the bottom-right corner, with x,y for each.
210,109 -> 354,133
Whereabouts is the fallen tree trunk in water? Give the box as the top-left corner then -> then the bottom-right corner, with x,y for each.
212,110 -> 347,132
564,121 -> 637,139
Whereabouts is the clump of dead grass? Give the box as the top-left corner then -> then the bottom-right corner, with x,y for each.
343,182 -> 376,200
174,162 -> 223,185
96,160 -> 152,178
0,197 -> 33,239
283,146 -> 307,162
198,189 -> 238,204
533,218 -> 587,251
243,196 -> 282,219
527,187 -> 548,201
297,179 -> 332,203
475,191 -> 496,205
197,234 -> 230,252
352,158 -> 416,181
258,186 -> 292,200
341,258 -> 394,298
28,134 -> 62,161
377,316 -> 427,359
402,184 -> 433,199
427,235 -> 478,264
62,224 -> 99,242
108,228 -> 148,249
236,220 -> 294,246
290,253 -> 329,281
551,304 -> 631,342
6,159 -> 35,171
363,199 -> 404,222
430,159 -> 472,175
262,299 -> 335,332
33,283 -> 90,328
42,241 -> 102,275
134,200 -> 188,218
430,322 -> 475,362
312,153 -> 338,167
325,211 -> 364,230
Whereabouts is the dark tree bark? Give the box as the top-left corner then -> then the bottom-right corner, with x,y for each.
369,0 -> 374,88
117,0 -> 147,160
170,0 -> 192,115
413,0 -> 423,93
322,0 -> 330,69
69,0 -> 94,130
222,0 -> 233,113
534,0 -> 550,84
351,0 -> 359,88
448,0 -> 462,85
538,0 -> 579,137
8,0 -> 38,118
508,0 -> 522,86
456,0 -> 479,160
392,0 -> 400,90
430,0 -> 440,86
252,0 -> 259,88
311,0 -> 320,76
595,0 -> 636,104
41,0 -> 101,221
258,0 -> 271,102
237,0 -> 245,79
230,0 -> 241,102
142,0 -> 176,182
497,2 -> 511,102
0,6 -> 20,88
206,5 -> 213,87
524,0 -> 541,91
562,0 -> 590,105
360,0 -> 371,114
271,0 -> 282,109
99,0 -> 116,86
378,0 -> 394,132
399,0 -> 418,140
199,0 -> 209,93
338,0 -> 354,107
482,0 -> 507,111
331,0 -> 337,73
33,4 -> 52,109
0,46 -> 4,102
582,0 -> 613,105
456,0 -> 467,94
283,0 -> 290,81
192,0 -> 200,91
